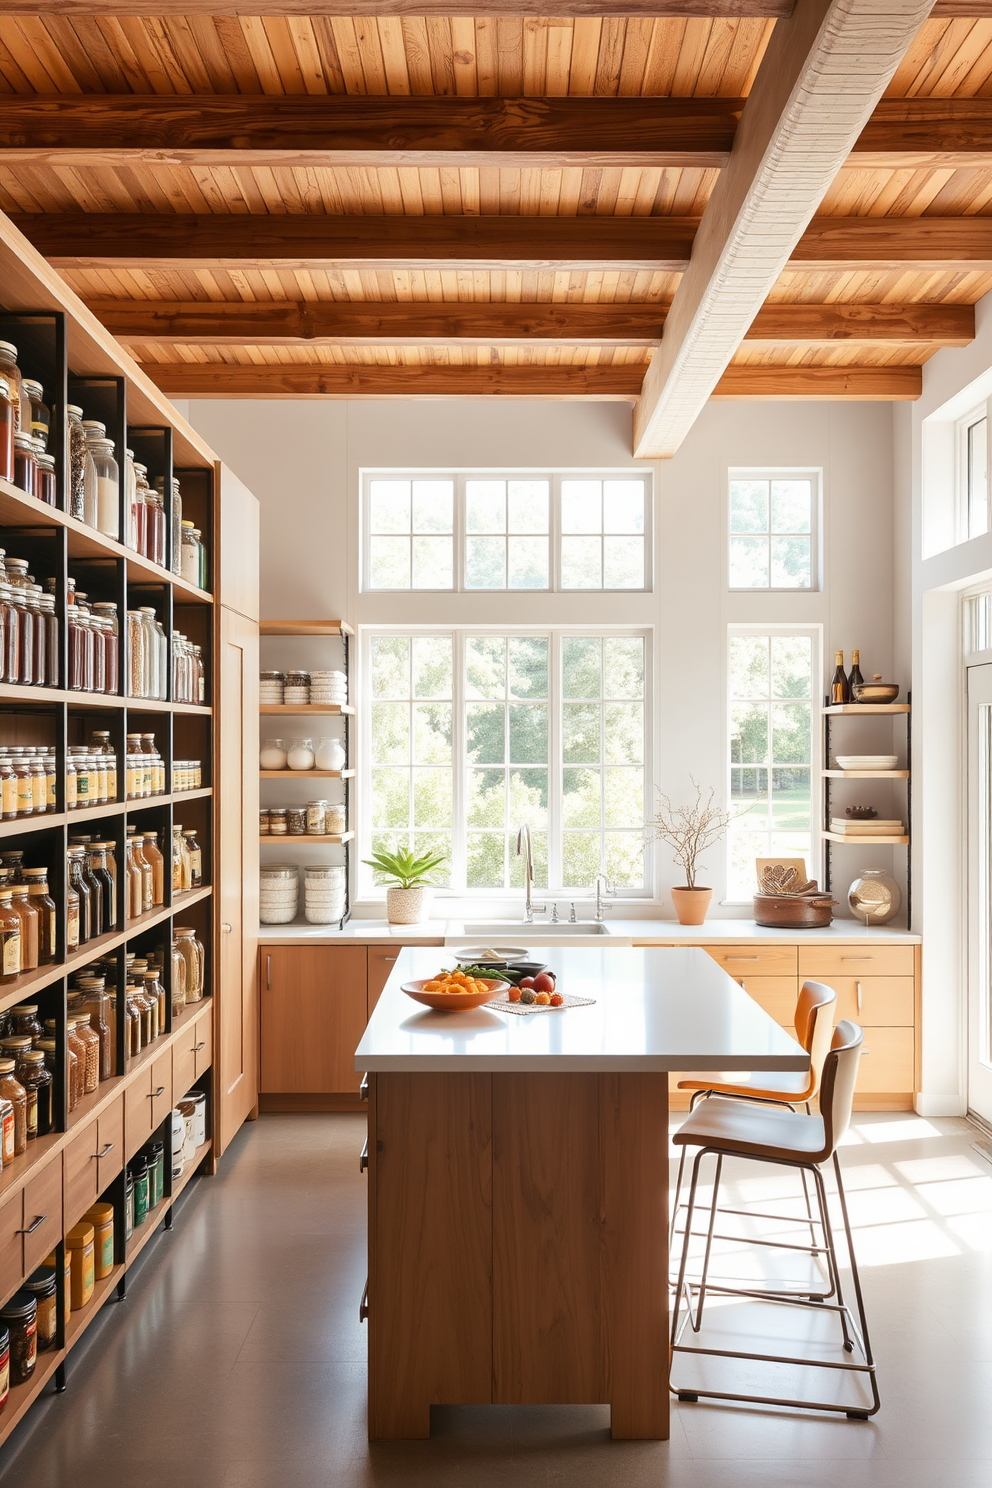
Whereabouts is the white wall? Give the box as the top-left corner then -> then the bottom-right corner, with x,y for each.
187,394 -> 896,913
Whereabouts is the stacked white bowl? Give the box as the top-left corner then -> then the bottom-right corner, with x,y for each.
259,671 -> 285,705
304,864 -> 346,924
310,669 -> 348,706
259,864 -> 300,924
282,670 -> 311,706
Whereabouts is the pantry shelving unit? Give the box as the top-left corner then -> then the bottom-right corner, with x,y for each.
821,697 -> 912,929
0,206 -> 259,1450
259,619 -> 353,928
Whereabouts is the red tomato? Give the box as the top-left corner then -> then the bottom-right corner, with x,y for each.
518,977 -> 535,990
533,972 -> 555,994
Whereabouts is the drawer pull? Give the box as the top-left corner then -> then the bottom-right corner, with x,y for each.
93,1142 -> 114,1159
222,922 -> 232,933
842,957 -> 874,963
359,1074 -> 369,1101
726,956 -> 759,962
17,1215 -> 46,1235
360,1139 -> 369,1173
856,980 -> 863,1015
192,1041 -> 206,1053
360,1281 -> 369,1322
266,954 -> 271,990
381,955 -> 398,962
862,1048 -> 872,1055
149,1086 -> 166,1098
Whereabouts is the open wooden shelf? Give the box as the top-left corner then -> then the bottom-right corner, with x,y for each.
125,1139 -> 210,1267
259,831 -> 353,844
824,831 -> 909,845
0,1345 -> 64,1448
259,768 -> 354,779
259,703 -> 353,715
260,619 -> 352,637
822,703 -> 910,715
64,1265 -> 124,1350
0,789 -> 213,840
822,769 -> 909,779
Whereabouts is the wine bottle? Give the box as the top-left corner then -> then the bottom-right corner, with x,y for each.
830,650 -> 850,705
849,648 -> 865,700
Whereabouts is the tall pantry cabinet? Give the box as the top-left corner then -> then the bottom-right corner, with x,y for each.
0,205 -> 259,1444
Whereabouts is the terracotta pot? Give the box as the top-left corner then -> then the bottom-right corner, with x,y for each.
386,885 -> 430,925
670,886 -> 713,926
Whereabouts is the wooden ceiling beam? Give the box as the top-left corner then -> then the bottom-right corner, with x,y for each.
633,0 -> 947,458
2,96 -> 990,171
0,2 -> 797,16
16,212 -> 992,273
144,360 -> 921,400
87,297 -> 974,349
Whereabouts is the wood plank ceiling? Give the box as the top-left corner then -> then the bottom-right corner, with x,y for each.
0,6 -> 990,431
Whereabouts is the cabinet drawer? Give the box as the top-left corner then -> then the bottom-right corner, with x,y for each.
855,1027 -> 915,1093
368,948 -> 401,1016
125,1070 -> 153,1160
705,945 -> 799,977
829,977 -> 915,1026
737,977 -> 800,1026
22,1154 -> 63,1276
0,1187 -> 23,1302
173,1028 -> 197,1105
193,1009 -> 213,1080
98,1096 -> 124,1188
64,1117 -> 101,1228
150,1050 -> 174,1131
798,946 -> 915,980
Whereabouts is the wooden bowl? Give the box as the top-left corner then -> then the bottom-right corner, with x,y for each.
852,681 -> 900,704
401,978 -> 505,1011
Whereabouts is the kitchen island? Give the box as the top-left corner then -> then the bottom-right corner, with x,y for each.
355,945 -> 808,1441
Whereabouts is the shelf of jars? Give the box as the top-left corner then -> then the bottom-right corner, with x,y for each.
0,1346 -> 64,1445
0,791 -> 213,841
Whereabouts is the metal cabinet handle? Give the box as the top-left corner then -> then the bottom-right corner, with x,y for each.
381,955 -> 398,962
192,1041 -> 206,1053
856,980 -> 863,1015
842,957 -> 874,963
149,1086 -> 165,1098
93,1142 -> 114,1159
740,980 -> 746,993
360,1138 -> 369,1173
726,956 -> 759,962
222,922 -> 232,933
359,1074 -> 369,1101
17,1215 -> 46,1235
266,954 -> 271,990
359,1281 -> 369,1322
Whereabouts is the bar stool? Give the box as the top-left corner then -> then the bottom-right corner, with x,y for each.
669,1022 -> 879,1418
670,981 -> 837,1264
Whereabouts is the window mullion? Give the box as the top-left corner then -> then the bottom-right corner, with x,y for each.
549,630 -> 562,896
451,629 -> 466,894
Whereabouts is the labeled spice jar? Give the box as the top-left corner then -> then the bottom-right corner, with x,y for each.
286,805 -> 307,836
182,830 -> 202,887
0,376 -> 13,484
259,809 -> 271,836
0,1097 -> 13,1166
83,1204 -> 115,1281
267,807 -> 288,836
146,1139 -> 165,1207
22,869 -> 57,964
173,927 -> 205,1002
130,1155 -> 149,1227
0,887 -> 21,984
0,1293 -> 36,1386
22,1268 -> 57,1353
0,1324 -> 8,1414
66,1222 -> 95,1310
306,800 -> 328,835
18,1050 -> 52,1138
0,1058 -> 26,1155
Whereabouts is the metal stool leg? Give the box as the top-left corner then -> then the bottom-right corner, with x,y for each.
671,1149 -> 705,1348
811,1163 -> 854,1353
693,1153 -> 723,1330
833,1152 -> 881,1418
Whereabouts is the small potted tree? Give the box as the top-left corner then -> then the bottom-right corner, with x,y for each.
363,845 -> 447,925
646,780 -> 738,926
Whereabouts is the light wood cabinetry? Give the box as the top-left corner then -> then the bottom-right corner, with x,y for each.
635,935 -> 920,1110
260,945 -> 369,1103
368,948 -> 402,1016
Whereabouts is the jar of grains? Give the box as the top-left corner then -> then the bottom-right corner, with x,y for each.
287,805 -> 307,836
304,864 -> 346,925
259,864 -> 299,925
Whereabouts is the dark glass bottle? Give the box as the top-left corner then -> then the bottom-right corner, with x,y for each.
67,849 -> 92,945
849,648 -> 865,700
830,650 -> 850,706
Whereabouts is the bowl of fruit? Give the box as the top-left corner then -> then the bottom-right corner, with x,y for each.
401,969 -> 508,1011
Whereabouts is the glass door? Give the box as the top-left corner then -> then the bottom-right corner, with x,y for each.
968,663 -> 992,1124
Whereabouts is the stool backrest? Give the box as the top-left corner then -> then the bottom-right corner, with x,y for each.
794,979 -> 837,1102
817,1020 -> 864,1159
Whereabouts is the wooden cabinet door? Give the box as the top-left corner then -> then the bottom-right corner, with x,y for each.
215,604 -> 259,1155
64,1117 -> 101,1229
150,1049 -> 174,1133
0,1187 -> 24,1302
98,1095 -> 124,1188
194,1007 -> 213,1079
125,1069 -> 153,1160
368,948 -> 402,1016
261,945 -> 368,1093
22,1154 -> 63,1276
736,976 -> 799,1027
216,463 -> 260,621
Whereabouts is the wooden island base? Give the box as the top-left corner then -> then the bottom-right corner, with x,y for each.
367,1071 -> 670,1440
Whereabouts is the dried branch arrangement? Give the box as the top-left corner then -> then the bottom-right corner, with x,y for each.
645,779 -> 744,890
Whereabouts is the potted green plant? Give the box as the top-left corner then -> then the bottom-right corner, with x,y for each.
646,780 -> 739,926
363,845 -> 447,925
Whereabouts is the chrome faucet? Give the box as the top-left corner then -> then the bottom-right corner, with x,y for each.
517,823 -> 546,924
593,873 -> 612,922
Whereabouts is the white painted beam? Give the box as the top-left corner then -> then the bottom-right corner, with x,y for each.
633,0 -> 936,459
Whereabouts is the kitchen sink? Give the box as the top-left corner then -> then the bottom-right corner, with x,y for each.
457,921 -> 614,937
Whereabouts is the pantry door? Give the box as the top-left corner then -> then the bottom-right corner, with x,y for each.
968,663 -> 992,1125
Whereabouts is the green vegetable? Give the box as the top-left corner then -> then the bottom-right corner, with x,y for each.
459,964 -> 513,983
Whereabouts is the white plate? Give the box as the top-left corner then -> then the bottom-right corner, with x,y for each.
835,756 -> 899,770
452,945 -> 530,965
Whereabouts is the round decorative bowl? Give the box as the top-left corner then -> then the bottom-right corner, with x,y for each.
848,868 -> 901,926
853,681 -> 900,704
401,978 -> 505,1011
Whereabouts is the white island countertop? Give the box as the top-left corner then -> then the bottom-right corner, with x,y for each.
355,945 -> 809,1074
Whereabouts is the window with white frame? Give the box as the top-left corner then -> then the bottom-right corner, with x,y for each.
364,629 -> 649,895
729,471 -> 818,590
959,405 -> 990,541
363,472 -> 650,592
727,630 -> 817,899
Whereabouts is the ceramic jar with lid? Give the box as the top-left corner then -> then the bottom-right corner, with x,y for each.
259,737 -> 288,771
0,1292 -> 36,1385
259,671 -> 284,705
260,864 -> 299,925
304,864 -> 346,925
283,670 -> 310,705
314,736 -> 346,772
286,737 -> 315,771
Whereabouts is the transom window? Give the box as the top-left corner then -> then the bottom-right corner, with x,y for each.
962,408 -> 989,541
727,629 -> 817,900
363,629 -> 649,896
363,472 -> 650,592
729,471 -> 818,590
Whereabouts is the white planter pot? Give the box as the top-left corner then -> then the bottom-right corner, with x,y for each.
386,886 -> 431,925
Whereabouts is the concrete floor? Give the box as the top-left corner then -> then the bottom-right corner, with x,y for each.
2,1110 -> 991,1487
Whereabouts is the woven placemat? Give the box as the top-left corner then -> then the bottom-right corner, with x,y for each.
485,990 -> 596,1016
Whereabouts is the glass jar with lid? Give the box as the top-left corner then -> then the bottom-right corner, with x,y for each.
0,1292 -> 37,1386
71,1014 -> 100,1095
268,807 -> 288,837
259,737 -> 288,771
141,830 -> 166,905
173,927 -> 205,1003
0,377 -> 12,483
0,889 -> 22,983
80,420 -> 102,528
260,864 -> 299,925
22,1267 -> 57,1354
77,986 -> 113,1081
304,864 -> 347,925
19,1050 -> 52,1139
90,437 -> 119,539
287,737 -> 315,771
13,431 -> 37,498
0,1057 -> 27,1154
35,451 -> 56,507
20,380 -> 48,447
286,805 -> 307,836
66,405 -> 88,520
22,869 -> 57,964
0,343 -> 22,432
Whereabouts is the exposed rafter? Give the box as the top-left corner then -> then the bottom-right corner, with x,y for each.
88,298 -> 974,349
633,0 -> 939,459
